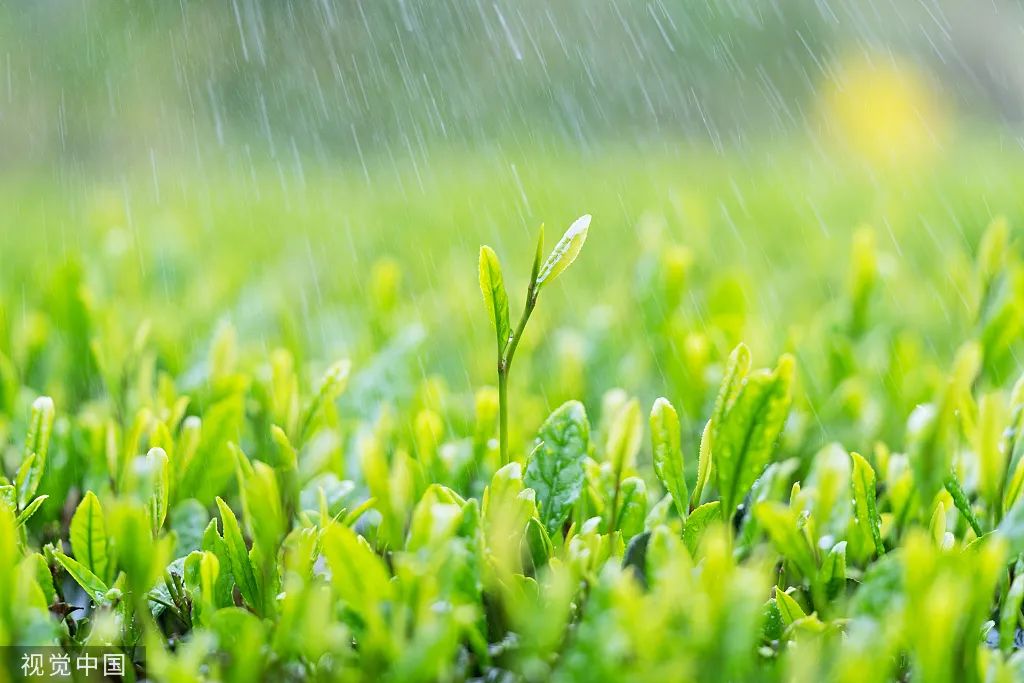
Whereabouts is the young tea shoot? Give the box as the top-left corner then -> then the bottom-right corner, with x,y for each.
479,214 -> 591,465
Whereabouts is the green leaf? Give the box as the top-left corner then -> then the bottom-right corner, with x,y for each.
70,491 -> 109,581
14,453 -> 36,511
716,355 -> 794,517
215,496 -> 261,613
975,392 -> 1008,511
201,518 -> 236,608
14,495 -> 46,527
54,551 -> 108,601
606,398 -> 642,481
763,599 -> 785,642
1001,573 -> 1024,651
523,516 -> 553,571
928,500 -> 946,544
148,447 -> 170,535
754,501 -> 817,579
536,214 -> 590,287
774,588 -> 807,627
108,500 -> 167,593
944,471 -> 984,538
820,541 -> 847,599
479,245 -> 511,355
179,393 -> 246,505
322,523 -> 393,615
683,501 -> 721,556
690,418 -> 713,509
909,342 -> 981,505
298,359 -> 351,443
616,477 -> 647,540
29,553 -> 56,606
712,343 -> 752,433
189,550 -> 220,628
529,224 -> 545,288
524,400 -> 590,534
622,529 -> 651,578
245,462 -> 285,555
650,397 -> 687,519
0,485 -> 14,511
170,498 -> 210,556
406,494 -> 462,553
17,396 -> 55,509
850,452 -> 885,557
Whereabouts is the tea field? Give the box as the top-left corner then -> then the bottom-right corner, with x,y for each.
3,142 -> 1024,681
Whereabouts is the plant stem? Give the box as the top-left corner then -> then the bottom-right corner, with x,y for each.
498,368 -> 509,466
496,289 -> 538,467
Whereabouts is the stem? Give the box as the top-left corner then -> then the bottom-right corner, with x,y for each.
504,292 -> 537,375
498,369 -> 509,466
496,288 -> 538,467
147,593 -> 188,627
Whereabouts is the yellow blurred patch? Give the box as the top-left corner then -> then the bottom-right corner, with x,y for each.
819,55 -> 947,167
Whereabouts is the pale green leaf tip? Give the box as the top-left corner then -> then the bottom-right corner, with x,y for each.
32,396 -> 54,413
651,396 -> 675,414
776,353 -> 796,376
147,447 -> 168,461
537,214 -> 591,285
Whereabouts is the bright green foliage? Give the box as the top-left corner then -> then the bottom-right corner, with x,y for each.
16,396 -> 55,510
480,215 -> 591,467
650,397 -> 688,518
536,214 -> 591,287
850,451 -> 885,559
7,163 -> 1024,682
214,497 -> 262,615
715,352 -> 795,519
524,400 -> 590,534
70,491 -> 109,581
478,246 -> 511,355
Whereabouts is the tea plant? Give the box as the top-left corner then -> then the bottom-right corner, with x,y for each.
4,167 -> 1024,683
480,214 -> 590,465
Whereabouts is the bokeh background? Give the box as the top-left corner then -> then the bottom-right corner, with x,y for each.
2,0 -> 1024,457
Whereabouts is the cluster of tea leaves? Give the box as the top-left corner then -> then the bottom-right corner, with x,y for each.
4,151 -> 1024,682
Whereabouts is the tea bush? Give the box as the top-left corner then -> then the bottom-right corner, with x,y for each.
3,148 -> 1024,681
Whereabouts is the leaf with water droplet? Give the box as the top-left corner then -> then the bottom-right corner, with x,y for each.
537,214 -> 590,287
525,400 -> 590,535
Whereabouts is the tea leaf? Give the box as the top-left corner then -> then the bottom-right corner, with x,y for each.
537,214 -> 590,287
523,516 -> 553,571
298,359 -> 351,443
755,501 -> 817,579
525,400 -> 590,535
683,501 -> 721,556
650,397 -> 688,519
944,471 -> 984,538
54,551 -> 108,601
775,588 -> 807,627
1000,573 -> 1024,651
15,495 -> 47,527
215,496 -> 261,613
479,245 -> 511,354
16,396 -> 55,509
716,355 -> 795,518
617,477 -> 648,539
322,522 -> 393,613
148,447 -> 170,535
70,492 -> 109,581
850,452 -> 885,557
606,398 -> 642,482
691,418 -> 713,509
